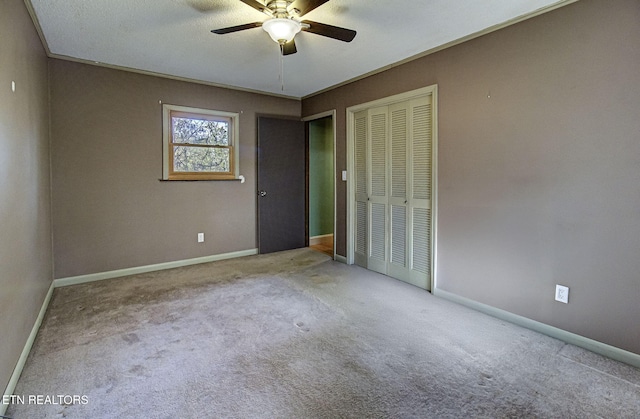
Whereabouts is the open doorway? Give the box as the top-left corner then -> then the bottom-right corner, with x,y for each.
305,112 -> 336,258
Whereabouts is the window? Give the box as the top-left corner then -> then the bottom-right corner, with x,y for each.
162,104 -> 239,180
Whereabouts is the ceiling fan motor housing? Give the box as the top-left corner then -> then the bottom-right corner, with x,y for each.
267,0 -> 295,18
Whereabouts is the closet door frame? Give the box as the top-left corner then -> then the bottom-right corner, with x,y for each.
346,85 -> 438,292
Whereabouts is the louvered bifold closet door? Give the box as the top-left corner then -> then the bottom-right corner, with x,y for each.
408,96 -> 432,290
354,110 -> 368,268
352,94 -> 432,289
367,106 -> 389,274
387,102 -> 411,282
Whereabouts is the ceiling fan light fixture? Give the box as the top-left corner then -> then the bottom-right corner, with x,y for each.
262,18 -> 301,44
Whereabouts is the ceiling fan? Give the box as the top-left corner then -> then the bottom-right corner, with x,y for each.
211,0 -> 356,56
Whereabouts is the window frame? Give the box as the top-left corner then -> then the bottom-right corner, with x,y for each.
162,104 -> 240,181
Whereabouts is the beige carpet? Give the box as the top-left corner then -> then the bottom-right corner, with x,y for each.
7,249 -> 640,418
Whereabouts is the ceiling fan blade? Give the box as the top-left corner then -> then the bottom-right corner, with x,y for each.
239,0 -> 269,14
301,20 -> 356,42
211,22 -> 262,35
289,0 -> 330,17
281,39 -> 297,56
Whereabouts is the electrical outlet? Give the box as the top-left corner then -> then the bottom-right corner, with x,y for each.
197,233 -> 205,243
555,285 -> 569,304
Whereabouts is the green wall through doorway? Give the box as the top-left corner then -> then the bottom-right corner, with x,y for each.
308,116 -> 334,238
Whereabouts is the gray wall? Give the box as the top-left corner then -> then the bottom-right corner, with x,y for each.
0,0 -> 53,393
50,60 -> 301,278
302,0 -> 640,355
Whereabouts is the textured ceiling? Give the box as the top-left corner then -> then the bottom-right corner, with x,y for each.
27,0 -> 573,98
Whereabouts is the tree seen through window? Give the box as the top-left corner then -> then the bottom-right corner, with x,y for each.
172,117 -> 230,173
162,104 -> 239,180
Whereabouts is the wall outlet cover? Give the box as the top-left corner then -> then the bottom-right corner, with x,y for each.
555,284 -> 569,304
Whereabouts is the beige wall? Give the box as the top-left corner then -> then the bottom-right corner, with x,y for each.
0,0 -> 52,393
50,60 -> 301,278
303,0 -> 640,355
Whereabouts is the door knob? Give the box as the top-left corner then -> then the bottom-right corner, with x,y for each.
258,190 -> 267,197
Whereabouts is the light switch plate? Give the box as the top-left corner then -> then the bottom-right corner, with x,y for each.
342,170 -> 347,181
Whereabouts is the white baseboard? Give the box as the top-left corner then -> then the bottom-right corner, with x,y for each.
335,254 -> 347,264
433,288 -> 640,369
1,282 -> 55,417
309,234 -> 333,246
54,249 -> 258,288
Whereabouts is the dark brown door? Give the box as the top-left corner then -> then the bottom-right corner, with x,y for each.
257,117 -> 306,254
